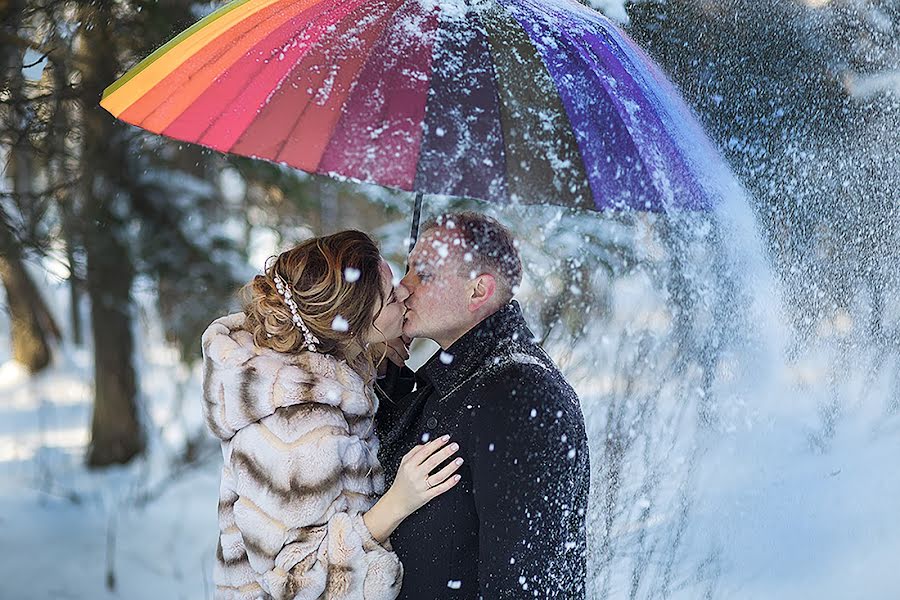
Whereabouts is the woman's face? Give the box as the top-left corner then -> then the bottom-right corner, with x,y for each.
367,260 -> 409,344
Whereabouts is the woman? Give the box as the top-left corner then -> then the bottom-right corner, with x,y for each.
201,230 -> 462,600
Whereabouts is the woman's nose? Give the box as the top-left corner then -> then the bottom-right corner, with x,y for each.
395,282 -> 410,301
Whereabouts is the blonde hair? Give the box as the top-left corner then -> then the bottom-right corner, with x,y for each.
241,230 -> 387,378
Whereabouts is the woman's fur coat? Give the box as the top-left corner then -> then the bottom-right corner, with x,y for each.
201,313 -> 402,600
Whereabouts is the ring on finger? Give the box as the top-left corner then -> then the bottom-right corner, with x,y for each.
425,475 -> 434,489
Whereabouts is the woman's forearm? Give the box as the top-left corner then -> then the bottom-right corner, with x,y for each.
363,491 -> 406,543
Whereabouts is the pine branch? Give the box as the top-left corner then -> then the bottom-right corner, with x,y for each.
0,178 -> 82,200
0,85 -> 82,105
0,31 -> 90,72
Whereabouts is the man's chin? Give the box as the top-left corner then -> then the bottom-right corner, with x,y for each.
402,314 -> 420,339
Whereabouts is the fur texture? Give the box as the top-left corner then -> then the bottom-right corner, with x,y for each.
202,313 -> 402,600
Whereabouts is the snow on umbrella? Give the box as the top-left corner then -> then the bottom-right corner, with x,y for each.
100,0 -> 729,217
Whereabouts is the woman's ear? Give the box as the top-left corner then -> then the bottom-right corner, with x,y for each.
468,274 -> 496,313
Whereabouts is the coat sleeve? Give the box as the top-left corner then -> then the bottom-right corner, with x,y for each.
469,366 -> 589,599
222,411 -> 402,600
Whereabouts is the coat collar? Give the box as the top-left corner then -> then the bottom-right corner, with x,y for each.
420,301 -> 533,397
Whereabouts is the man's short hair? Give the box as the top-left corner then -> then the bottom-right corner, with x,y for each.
421,212 -> 522,301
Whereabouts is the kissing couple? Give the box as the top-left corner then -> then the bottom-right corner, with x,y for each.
201,211 -> 590,599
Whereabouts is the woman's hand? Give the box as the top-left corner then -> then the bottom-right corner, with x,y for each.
387,434 -> 463,514
363,435 -> 463,542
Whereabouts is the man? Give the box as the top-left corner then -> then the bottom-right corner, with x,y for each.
375,212 -> 590,599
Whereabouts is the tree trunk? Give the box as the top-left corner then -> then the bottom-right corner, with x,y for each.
46,22 -> 84,347
77,0 -> 144,467
0,216 -> 61,373
0,252 -> 56,371
84,253 -> 142,467
0,0 -> 59,372
60,204 -> 84,346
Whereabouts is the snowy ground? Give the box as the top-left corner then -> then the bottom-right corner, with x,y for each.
2,276 -> 900,599
0,316 -> 220,600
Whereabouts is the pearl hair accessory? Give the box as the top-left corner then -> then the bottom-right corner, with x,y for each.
273,272 -> 320,352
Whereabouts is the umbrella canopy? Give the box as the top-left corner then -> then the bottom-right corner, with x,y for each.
101,0 -> 730,212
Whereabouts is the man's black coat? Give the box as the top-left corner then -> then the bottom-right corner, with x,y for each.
376,302 -> 589,599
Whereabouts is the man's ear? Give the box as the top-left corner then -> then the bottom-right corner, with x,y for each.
468,273 -> 496,313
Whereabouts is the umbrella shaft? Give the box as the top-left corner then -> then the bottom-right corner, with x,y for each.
408,192 -> 424,255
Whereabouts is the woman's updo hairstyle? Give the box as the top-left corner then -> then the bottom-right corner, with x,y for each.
241,230 -> 385,365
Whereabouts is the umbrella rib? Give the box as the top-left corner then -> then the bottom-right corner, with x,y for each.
133,0 -> 305,131
198,0 -> 354,149
530,0 -> 710,208
514,0 -> 668,208
471,8 -> 512,205
597,22 -> 721,204
317,0 -> 438,190
557,27 -> 660,200
277,0 -> 410,168
274,0 -> 380,150
369,0 -> 435,183
410,3 -> 443,196
487,0 -> 596,208
413,4 -> 508,204
102,0 -> 254,101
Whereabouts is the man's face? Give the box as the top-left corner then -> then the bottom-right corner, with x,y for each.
401,227 -> 472,344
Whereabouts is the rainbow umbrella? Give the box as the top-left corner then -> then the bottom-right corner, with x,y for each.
101,0 -> 732,226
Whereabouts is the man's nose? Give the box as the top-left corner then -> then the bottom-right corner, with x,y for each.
400,272 -> 415,292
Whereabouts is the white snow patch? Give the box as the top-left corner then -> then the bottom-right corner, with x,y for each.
331,315 -> 349,332
343,267 -> 361,283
